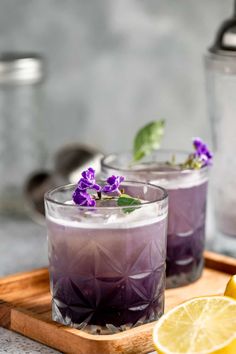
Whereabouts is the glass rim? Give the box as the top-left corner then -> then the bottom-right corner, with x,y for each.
101,149 -> 209,176
44,180 -> 168,210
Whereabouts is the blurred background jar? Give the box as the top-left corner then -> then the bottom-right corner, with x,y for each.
0,53 -> 46,217
205,2 -> 236,255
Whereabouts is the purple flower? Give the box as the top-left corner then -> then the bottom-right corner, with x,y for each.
72,168 -> 125,207
193,138 -> 213,166
72,167 -> 101,207
77,167 -> 101,192
102,175 -> 125,194
73,189 -> 96,207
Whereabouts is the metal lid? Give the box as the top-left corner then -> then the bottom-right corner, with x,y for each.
0,52 -> 45,84
210,1 -> 236,55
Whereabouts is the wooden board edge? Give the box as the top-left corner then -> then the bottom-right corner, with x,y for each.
204,251 -> 236,274
0,300 -> 12,329
10,308 -> 155,354
0,267 -> 48,284
0,268 -> 49,295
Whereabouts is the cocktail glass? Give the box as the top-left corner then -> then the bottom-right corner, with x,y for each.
45,181 -> 168,334
101,151 -> 209,288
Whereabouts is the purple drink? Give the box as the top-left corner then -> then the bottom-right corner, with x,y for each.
101,151 -> 209,288
166,180 -> 208,287
45,182 -> 168,334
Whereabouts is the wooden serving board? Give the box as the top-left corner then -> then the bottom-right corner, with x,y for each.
0,251 -> 236,354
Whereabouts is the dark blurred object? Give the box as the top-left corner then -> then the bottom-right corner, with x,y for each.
24,144 -> 103,224
54,143 -> 102,182
25,172 -> 53,219
205,0 -> 236,255
0,52 -> 46,216
209,0 -> 236,54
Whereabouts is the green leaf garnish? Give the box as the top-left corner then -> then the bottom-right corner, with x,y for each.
180,156 -> 202,170
117,194 -> 141,213
133,120 -> 165,162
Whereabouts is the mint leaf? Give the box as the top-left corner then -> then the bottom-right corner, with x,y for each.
133,120 -> 165,162
117,194 -> 141,213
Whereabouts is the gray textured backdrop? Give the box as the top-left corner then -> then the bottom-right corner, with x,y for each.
0,0 -> 233,156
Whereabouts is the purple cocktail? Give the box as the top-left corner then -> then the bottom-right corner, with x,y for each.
102,151 -> 209,288
166,179 -> 207,286
45,181 -> 168,334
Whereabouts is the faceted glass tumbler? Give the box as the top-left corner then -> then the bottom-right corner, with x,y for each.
102,151 -> 209,288
45,181 -> 168,334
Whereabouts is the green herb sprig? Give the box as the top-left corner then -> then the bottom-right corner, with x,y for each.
117,194 -> 141,213
133,120 -> 165,162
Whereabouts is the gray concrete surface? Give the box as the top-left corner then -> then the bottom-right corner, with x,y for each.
0,327 -> 60,354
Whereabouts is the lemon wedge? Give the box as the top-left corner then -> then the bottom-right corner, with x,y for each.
224,275 -> 236,300
153,296 -> 236,354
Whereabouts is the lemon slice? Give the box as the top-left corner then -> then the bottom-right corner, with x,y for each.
153,296 -> 236,354
224,275 -> 236,300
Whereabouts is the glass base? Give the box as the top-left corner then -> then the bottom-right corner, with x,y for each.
51,292 -> 164,335
166,258 -> 204,289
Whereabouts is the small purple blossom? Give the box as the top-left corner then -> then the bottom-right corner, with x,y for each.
77,167 -> 101,192
72,189 -> 96,207
102,175 -> 125,194
72,167 -> 125,207
193,137 -> 213,166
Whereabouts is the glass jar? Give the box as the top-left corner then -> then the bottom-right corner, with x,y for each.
205,3 -> 236,255
45,181 -> 168,334
0,53 -> 45,216
101,151 -> 209,288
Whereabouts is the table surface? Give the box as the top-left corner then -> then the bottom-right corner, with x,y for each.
0,327 -> 60,354
0,212 -> 234,353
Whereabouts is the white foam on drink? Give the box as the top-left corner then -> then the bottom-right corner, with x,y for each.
47,201 -> 167,229
125,162 -> 208,189
150,173 -> 208,190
